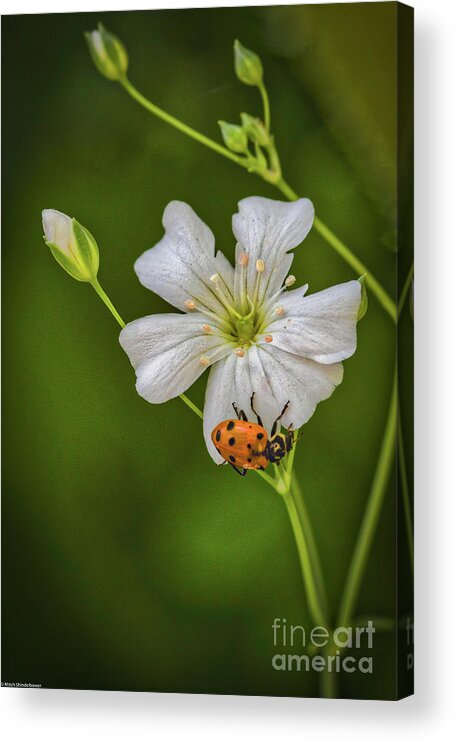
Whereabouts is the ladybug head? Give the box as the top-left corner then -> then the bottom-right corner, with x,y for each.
266,431 -> 294,464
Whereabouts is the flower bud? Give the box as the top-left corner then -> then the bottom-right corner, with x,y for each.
233,40 -> 263,86
85,23 -> 128,81
218,120 -> 248,153
357,274 -> 368,320
42,209 -> 99,282
240,112 -> 269,146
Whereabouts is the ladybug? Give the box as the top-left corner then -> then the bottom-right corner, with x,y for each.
211,393 -> 295,477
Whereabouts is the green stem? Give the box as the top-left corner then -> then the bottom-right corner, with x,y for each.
254,467 -> 277,488
320,648 -> 338,699
337,369 -> 397,628
275,178 -> 396,322
281,481 -> 335,698
398,262 -> 414,318
259,81 -> 271,131
121,77 -> 248,170
180,393 -> 203,420
397,402 -> 414,573
282,485 -> 327,628
90,278 -> 203,420
256,459 -> 333,697
290,472 -> 329,622
396,263 -> 414,572
314,216 -> 396,322
91,278 -> 126,328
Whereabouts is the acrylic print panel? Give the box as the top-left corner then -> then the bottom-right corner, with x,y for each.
1,2 -> 414,699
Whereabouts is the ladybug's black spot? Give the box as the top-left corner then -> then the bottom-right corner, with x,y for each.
229,455 -> 236,463
257,432 -> 264,440
227,421 -> 235,431
247,443 -> 252,449
247,458 -> 252,463
215,430 -> 221,442
229,437 -> 235,446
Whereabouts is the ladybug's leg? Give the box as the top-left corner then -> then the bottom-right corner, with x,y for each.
285,424 -> 296,452
271,400 -> 291,437
232,402 -> 248,421
227,461 -> 248,477
250,392 -> 263,427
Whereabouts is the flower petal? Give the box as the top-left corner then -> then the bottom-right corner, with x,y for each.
203,348 -> 280,464
42,209 -> 75,257
255,345 -> 343,430
119,313 -> 232,404
214,250 -> 235,296
203,354 -> 243,464
232,196 -> 314,302
265,280 -> 361,364
134,201 -> 230,315
203,342 -> 343,463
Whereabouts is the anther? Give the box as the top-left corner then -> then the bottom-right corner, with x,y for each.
285,275 -> 296,287
274,306 -> 285,316
199,355 -> 211,367
184,299 -> 197,310
256,259 -> 265,273
202,324 -> 212,333
264,334 -> 273,343
234,348 -> 245,358
210,273 -> 220,284
238,252 -> 249,267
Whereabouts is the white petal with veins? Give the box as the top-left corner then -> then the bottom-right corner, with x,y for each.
255,345 -> 343,430
203,354 -> 244,464
232,196 -> 314,303
120,313 -> 232,403
266,280 -> 361,364
134,201 -> 228,316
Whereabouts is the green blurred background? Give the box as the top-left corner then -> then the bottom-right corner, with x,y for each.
2,3 -> 412,699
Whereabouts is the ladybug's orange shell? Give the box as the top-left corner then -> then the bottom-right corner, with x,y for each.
211,419 -> 269,470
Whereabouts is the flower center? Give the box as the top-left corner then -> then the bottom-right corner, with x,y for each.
186,252 -> 294,363
234,316 -> 257,343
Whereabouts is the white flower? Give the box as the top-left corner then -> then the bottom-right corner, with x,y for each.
119,197 -> 361,463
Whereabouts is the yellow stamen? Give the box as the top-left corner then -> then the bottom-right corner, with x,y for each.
256,259 -> 265,273
234,347 -> 245,358
199,355 -> 211,367
238,252 -> 249,267
202,324 -> 212,333
274,306 -> 285,316
264,334 -> 273,343
184,299 -> 197,310
285,275 -> 296,287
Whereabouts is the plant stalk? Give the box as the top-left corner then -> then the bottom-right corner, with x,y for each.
90,279 -> 203,419
337,370 -> 397,628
